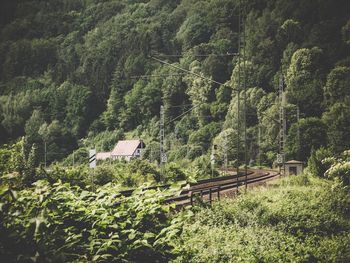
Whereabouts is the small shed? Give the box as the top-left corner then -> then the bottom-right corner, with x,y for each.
284,160 -> 304,175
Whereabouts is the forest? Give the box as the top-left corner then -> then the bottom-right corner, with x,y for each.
1,0 -> 350,262
0,0 -> 349,167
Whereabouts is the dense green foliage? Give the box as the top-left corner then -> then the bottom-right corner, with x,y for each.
0,178 -> 188,262
0,0 -> 350,166
173,175 -> 350,262
1,139 -> 350,261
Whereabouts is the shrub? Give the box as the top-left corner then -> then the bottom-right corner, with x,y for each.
0,180 -> 185,262
49,165 -> 88,188
325,161 -> 350,186
186,145 -> 203,160
93,165 -> 116,186
324,149 -> 350,186
164,163 -> 187,182
128,159 -> 160,182
308,147 -> 332,177
173,175 -> 350,262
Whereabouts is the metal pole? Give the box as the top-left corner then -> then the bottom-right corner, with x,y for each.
44,141 -> 47,169
258,125 -> 261,168
243,0 -> 248,191
297,105 -> 300,160
279,76 -> 286,175
160,105 -> 165,182
236,0 -> 241,192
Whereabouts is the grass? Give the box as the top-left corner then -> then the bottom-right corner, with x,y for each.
172,173 -> 350,263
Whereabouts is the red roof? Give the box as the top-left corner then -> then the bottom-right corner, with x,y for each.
111,140 -> 142,156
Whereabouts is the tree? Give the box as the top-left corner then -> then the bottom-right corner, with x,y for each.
308,147 -> 332,177
277,19 -> 302,46
176,14 -> 212,50
188,122 -> 221,152
342,19 -> 350,45
225,87 -> 265,129
286,47 -> 325,117
322,96 -> 350,153
286,117 -> 327,161
120,80 -> 145,130
162,68 -> 189,124
22,143 -> 39,186
213,128 -> 242,165
228,60 -> 259,92
323,66 -> 350,107
65,82 -> 92,138
184,60 -> 212,127
25,110 -> 45,144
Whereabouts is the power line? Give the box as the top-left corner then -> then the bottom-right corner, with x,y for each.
130,73 -> 187,79
165,104 -> 200,125
150,56 -> 231,88
151,51 -> 239,58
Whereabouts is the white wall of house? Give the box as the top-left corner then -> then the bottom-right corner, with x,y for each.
111,147 -> 143,162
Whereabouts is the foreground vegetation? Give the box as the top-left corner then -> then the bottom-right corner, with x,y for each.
1,0 -> 350,169
174,175 -> 350,263
1,147 -> 349,262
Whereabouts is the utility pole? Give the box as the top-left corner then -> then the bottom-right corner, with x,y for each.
44,140 -> 47,169
224,134 -> 228,176
160,105 -> 166,182
296,105 -> 300,160
211,144 -> 216,178
258,125 -> 261,168
242,0 -> 248,191
236,0 -> 242,192
278,76 -> 286,175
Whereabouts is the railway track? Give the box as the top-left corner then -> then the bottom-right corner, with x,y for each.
167,169 -> 279,207
120,169 -> 280,207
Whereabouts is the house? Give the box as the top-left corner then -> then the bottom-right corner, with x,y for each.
96,140 -> 145,162
284,160 -> 304,175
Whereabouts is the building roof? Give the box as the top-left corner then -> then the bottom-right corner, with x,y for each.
111,140 -> 143,156
285,160 -> 304,164
96,152 -> 111,160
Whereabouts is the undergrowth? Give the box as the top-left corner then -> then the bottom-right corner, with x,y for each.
173,174 -> 350,263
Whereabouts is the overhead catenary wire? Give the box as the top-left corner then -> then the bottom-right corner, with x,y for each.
130,73 -> 187,79
150,56 -> 235,88
150,55 -> 238,126
151,52 -> 239,58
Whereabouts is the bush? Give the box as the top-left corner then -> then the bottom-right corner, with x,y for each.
324,149 -> 350,186
164,163 -> 187,182
168,145 -> 188,162
308,147 -> 332,177
173,175 -> 350,262
49,165 -> 89,188
0,180 -> 185,262
325,161 -> 350,186
93,165 -> 116,186
186,145 -> 203,160
128,159 -> 160,182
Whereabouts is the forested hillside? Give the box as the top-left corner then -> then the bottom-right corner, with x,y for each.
1,0 -> 350,165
